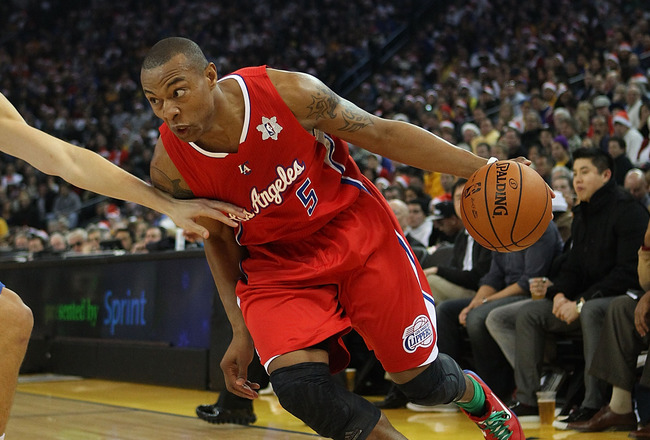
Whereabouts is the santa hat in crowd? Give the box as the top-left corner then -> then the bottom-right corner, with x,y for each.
592,95 -> 611,109
461,123 -> 480,136
631,73 -> 649,85
440,120 -> 455,131
619,42 -> 632,53
394,174 -> 409,188
605,53 -> 620,65
542,82 -> 557,93
613,111 -> 632,128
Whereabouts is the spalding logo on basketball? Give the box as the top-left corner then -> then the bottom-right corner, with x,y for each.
460,160 -> 553,252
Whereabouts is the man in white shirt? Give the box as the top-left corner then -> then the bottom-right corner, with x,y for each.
613,111 -> 646,166
626,83 -> 643,130
405,198 -> 434,247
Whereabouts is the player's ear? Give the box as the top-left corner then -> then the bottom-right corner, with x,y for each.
205,62 -> 218,87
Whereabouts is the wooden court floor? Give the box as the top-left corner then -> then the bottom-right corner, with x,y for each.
6,375 -> 635,439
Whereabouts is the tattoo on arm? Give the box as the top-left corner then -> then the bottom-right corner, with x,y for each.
150,166 -> 195,199
339,105 -> 374,132
305,86 -> 374,132
306,86 -> 338,120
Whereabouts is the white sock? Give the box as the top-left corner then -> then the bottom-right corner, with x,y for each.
610,387 -> 633,414
0,432 -> 5,440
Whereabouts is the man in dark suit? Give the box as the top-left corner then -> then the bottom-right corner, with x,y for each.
423,179 -> 492,303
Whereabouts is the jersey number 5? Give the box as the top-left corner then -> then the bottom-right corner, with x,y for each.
296,178 -> 318,216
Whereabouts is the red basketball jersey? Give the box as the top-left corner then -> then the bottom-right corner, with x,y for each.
160,66 -> 366,246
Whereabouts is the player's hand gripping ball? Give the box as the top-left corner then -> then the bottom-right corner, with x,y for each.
460,160 -> 553,252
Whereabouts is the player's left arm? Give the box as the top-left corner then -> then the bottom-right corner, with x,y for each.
149,142 -> 257,398
269,69 -> 487,178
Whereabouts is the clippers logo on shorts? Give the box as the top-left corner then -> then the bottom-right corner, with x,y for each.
402,314 -> 434,353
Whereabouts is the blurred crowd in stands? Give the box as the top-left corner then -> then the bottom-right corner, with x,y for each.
0,0 -> 649,259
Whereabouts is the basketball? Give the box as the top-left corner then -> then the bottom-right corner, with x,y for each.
460,160 -> 553,252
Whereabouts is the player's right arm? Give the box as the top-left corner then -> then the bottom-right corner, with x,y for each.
199,216 -> 259,399
0,92 -> 245,237
150,140 -> 258,399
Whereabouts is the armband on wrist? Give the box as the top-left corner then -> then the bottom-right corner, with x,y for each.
487,156 -> 498,165
576,298 -> 585,314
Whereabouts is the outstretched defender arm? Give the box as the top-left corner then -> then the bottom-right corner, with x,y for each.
0,93 -> 245,237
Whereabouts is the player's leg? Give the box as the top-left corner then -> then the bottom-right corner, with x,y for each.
268,348 -> 407,440
390,358 -> 525,439
363,260 -> 525,438
0,284 -> 33,437
238,273 -> 400,438
239,275 -> 398,439
340,191 -> 524,439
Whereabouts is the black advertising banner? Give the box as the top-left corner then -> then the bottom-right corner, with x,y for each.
1,250 -> 215,349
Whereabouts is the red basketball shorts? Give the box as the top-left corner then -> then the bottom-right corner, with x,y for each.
237,188 -> 439,374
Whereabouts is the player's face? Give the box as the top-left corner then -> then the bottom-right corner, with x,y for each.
572,158 -> 611,202
141,54 -> 216,142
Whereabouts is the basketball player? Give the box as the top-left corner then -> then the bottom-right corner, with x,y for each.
142,37 -> 525,439
0,92 -> 246,439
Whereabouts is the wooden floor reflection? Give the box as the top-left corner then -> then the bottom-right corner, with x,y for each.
7,376 -> 634,439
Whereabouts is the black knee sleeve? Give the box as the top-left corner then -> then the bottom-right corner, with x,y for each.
270,362 -> 381,440
395,353 -> 466,406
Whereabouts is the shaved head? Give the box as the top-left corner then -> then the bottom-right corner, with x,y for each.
142,37 -> 208,72
624,168 -> 649,201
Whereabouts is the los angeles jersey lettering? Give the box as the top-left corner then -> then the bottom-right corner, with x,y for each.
160,66 -> 366,245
